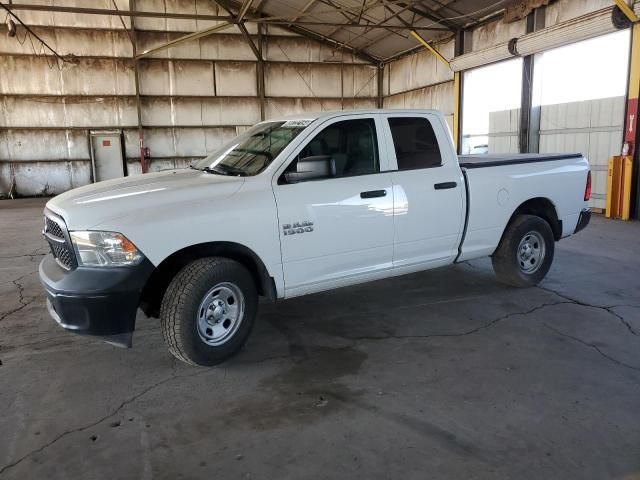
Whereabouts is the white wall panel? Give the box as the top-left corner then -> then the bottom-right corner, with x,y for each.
487,109 -> 519,154
264,98 -> 343,119
140,97 -> 261,127
134,0 -> 223,32
539,97 -> 624,209
545,0 -> 612,27
387,39 -> 454,95
383,82 -> 454,115
139,60 -> 216,96
341,65 -> 378,98
0,57 -> 135,95
265,37 -> 363,63
128,127 -> 238,158
0,130 -> 88,161
265,63 -> 342,98
137,33 -> 256,61
61,59 -> 135,96
0,97 -> 137,128
215,62 -> 257,96
0,160 -> 92,197
0,28 -> 133,57
13,0 -> 131,29
471,17 -> 526,51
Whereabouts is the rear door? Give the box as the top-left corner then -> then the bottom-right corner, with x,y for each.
380,113 -> 465,270
273,114 -> 395,297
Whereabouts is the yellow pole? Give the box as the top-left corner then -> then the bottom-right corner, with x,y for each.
622,157 -> 633,220
409,31 -> 451,68
453,72 -> 460,151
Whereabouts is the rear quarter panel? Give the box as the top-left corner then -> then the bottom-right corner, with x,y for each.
458,156 -> 589,261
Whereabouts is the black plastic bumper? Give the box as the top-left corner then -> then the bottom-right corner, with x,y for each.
574,208 -> 591,234
39,254 -> 154,347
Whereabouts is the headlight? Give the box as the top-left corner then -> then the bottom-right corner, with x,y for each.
70,231 -> 143,267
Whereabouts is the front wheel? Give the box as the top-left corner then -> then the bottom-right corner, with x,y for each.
160,257 -> 258,366
492,214 -> 555,288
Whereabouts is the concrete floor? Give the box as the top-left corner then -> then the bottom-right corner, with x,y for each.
0,198 -> 639,480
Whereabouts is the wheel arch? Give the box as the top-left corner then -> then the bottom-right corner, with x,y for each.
139,241 -> 276,318
497,197 -> 561,252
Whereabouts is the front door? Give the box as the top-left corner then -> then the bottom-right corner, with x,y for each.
273,115 -> 394,297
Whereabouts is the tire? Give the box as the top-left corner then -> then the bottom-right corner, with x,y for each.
492,214 -> 555,288
160,257 -> 258,366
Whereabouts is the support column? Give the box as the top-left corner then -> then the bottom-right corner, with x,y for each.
257,23 -> 266,121
519,7 -> 544,153
130,0 -> 146,174
453,30 -> 463,154
626,23 -> 640,218
377,64 -> 384,108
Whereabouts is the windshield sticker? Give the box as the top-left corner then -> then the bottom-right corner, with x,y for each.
282,119 -> 314,128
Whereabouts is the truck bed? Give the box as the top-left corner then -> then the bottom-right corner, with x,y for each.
456,152 -> 589,263
459,153 -> 583,169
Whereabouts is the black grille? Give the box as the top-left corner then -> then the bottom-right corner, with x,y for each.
45,217 -> 64,239
44,214 -> 76,270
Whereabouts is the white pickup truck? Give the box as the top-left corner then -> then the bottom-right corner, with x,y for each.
39,110 -> 591,366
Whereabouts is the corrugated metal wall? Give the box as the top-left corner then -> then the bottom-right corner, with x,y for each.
0,0 -> 378,197
488,109 -> 520,154
485,97 -> 624,209
539,96 -> 624,210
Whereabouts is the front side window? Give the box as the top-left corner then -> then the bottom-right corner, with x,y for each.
192,121 -> 307,176
290,118 -> 380,180
388,117 -> 442,170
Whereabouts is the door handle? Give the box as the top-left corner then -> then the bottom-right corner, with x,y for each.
360,189 -> 387,199
434,181 -> 457,190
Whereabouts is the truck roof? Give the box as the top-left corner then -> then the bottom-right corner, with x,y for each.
265,109 -> 443,123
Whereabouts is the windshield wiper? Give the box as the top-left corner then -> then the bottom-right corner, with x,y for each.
210,164 -> 248,176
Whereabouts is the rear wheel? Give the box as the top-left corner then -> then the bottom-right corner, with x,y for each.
160,257 -> 257,366
492,214 -> 555,288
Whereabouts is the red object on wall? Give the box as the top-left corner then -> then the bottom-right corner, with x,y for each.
102,139 -> 111,147
624,97 -> 638,156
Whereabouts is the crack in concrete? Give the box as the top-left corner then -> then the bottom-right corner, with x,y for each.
543,323 -> 640,372
345,301 -> 573,341
0,253 -> 46,261
0,367 -> 214,476
537,285 -> 640,337
0,247 -> 48,262
458,263 -> 640,338
0,272 -> 38,323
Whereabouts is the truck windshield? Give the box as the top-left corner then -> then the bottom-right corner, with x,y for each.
191,121 -> 308,176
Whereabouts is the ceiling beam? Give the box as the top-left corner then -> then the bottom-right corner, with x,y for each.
341,1 -> 426,52
220,0 -> 381,63
253,19 -> 448,31
135,21 -> 235,59
4,4 -> 232,21
235,0 -> 254,22
393,1 -> 459,30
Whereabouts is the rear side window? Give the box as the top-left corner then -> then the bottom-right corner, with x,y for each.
388,117 -> 442,170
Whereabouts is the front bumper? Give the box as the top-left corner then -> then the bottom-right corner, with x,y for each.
574,208 -> 591,234
39,254 -> 154,347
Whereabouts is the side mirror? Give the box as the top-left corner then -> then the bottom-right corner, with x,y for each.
284,155 -> 335,183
